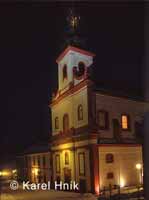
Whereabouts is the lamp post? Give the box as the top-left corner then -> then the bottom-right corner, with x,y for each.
136,163 -> 143,185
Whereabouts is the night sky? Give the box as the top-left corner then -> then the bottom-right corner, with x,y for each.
0,2 -> 144,162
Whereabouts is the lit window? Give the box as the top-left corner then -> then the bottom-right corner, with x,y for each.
97,110 -> 109,129
121,114 -> 130,130
106,154 -> 114,163
65,152 -> 69,165
55,155 -> 60,173
63,64 -> 67,80
63,114 -> 69,132
55,117 -> 59,129
78,105 -> 83,121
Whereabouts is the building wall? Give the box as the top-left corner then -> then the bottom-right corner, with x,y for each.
95,93 -> 149,139
99,145 -> 142,189
51,86 -> 88,135
26,152 -> 51,183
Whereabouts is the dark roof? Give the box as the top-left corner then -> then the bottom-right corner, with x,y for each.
94,86 -> 145,102
24,143 -> 49,155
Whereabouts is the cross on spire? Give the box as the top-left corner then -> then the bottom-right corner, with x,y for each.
67,8 -> 80,32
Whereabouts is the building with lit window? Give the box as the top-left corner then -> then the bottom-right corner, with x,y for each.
50,45 -> 149,194
23,144 -> 51,183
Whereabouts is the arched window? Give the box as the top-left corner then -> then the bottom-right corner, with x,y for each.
78,62 -> 85,76
121,114 -> 130,130
65,152 -> 69,165
63,64 -> 67,80
55,117 -> 59,129
78,104 -> 83,121
63,114 -> 69,132
106,153 -> 114,163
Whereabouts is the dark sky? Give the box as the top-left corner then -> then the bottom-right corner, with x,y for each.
0,2 -> 144,161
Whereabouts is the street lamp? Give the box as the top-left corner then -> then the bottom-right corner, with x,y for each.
136,163 -> 143,185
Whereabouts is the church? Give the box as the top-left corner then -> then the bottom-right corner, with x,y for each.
19,10 -> 149,195
50,45 -> 149,194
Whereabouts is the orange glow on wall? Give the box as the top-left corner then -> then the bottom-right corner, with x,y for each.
95,181 -> 100,195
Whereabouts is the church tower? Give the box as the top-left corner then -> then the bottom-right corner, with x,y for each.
50,9 -> 99,194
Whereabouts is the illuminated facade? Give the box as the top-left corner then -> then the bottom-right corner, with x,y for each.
23,144 -> 51,184
50,45 -> 149,194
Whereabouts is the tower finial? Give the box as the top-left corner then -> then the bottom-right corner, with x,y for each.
67,8 -> 80,33
62,7 -> 86,49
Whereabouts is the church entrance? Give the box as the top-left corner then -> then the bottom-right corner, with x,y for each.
64,168 -> 71,184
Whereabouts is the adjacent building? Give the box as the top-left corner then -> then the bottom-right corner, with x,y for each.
21,144 -> 51,183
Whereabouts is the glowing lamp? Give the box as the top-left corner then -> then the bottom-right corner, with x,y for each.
136,163 -> 142,170
2,171 -> 9,176
32,168 -> 39,176
12,169 -> 17,174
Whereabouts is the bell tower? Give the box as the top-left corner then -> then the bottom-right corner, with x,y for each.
56,8 -> 95,93
56,45 -> 95,92
50,9 -> 98,195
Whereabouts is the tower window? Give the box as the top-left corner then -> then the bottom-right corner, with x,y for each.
65,152 -> 69,165
78,104 -> 83,121
63,64 -> 67,80
106,154 -> 114,163
63,114 -> 69,132
55,117 -> 59,129
78,62 -> 85,76
97,110 -> 109,129
121,114 -> 130,130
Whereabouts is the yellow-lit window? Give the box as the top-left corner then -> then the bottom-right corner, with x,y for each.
121,114 -> 129,130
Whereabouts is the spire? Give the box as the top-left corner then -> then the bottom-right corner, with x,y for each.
67,8 -> 80,34
61,8 -> 87,50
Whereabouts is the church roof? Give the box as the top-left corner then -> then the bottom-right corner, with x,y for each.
56,45 -> 96,63
94,86 -> 145,103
